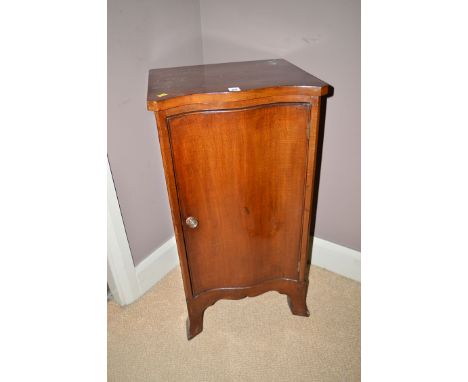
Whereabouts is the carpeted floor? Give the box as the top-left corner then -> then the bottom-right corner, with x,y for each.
108,266 -> 360,381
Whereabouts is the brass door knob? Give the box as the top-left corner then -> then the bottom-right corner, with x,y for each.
185,216 -> 198,229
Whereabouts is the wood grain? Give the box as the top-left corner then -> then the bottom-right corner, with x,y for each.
168,103 -> 310,295
148,59 -> 328,339
147,59 -> 329,111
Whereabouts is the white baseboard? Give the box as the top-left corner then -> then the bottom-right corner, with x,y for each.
311,237 -> 361,282
126,235 -> 359,305
135,236 -> 179,296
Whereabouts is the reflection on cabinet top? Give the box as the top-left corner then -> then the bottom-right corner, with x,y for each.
147,59 -> 329,111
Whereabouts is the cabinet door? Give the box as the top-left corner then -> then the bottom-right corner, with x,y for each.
168,103 -> 310,295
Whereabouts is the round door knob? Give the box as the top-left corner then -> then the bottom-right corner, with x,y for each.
185,216 -> 198,229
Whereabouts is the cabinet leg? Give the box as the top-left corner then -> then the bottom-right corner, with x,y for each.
186,303 -> 205,340
287,283 -> 310,317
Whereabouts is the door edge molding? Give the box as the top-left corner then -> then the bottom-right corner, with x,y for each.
107,159 -> 140,305
108,159 -> 180,306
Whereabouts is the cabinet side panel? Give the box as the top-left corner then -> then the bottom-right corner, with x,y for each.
299,97 -> 321,281
154,111 -> 194,298
168,103 -> 310,295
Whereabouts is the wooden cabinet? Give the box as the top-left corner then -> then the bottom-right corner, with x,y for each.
147,59 -> 329,339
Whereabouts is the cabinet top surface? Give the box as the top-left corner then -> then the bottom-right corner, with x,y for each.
147,59 -> 328,110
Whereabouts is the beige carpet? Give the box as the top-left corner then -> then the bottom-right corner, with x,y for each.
108,266 -> 360,382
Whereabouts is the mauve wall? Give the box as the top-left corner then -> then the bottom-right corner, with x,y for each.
108,0 -> 203,265
200,0 -> 361,250
108,0 -> 360,266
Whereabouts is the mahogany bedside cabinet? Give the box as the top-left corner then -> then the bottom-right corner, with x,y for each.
147,59 -> 329,340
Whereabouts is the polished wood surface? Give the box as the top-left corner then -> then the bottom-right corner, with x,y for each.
148,59 -> 328,339
147,59 -> 329,111
168,103 -> 309,295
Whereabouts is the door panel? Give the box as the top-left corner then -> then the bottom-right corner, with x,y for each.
168,103 -> 310,295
